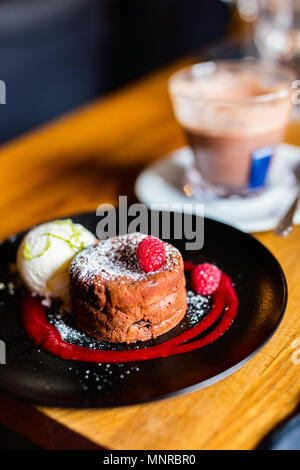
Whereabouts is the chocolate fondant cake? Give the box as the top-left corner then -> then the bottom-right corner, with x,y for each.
69,233 -> 187,343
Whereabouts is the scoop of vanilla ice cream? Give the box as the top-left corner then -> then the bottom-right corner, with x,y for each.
17,219 -> 96,302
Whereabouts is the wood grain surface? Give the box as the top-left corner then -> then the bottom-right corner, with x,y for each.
0,59 -> 299,450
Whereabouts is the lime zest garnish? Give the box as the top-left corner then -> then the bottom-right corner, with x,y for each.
54,219 -> 73,226
23,219 -> 87,260
42,233 -> 85,253
23,238 -> 51,260
54,219 -> 84,244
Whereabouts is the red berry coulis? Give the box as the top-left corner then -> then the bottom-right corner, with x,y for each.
21,271 -> 238,363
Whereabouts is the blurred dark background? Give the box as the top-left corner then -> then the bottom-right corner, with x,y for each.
0,0 -> 230,144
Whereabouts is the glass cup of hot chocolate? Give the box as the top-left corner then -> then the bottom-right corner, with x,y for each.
169,60 -> 295,197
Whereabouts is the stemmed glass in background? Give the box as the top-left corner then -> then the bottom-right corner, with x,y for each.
225,0 -> 300,117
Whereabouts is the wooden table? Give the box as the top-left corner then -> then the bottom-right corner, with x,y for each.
0,59 -> 299,450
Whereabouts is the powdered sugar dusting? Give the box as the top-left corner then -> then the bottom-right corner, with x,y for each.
48,311 -> 108,349
186,290 -> 210,326
70,233 -> 181,285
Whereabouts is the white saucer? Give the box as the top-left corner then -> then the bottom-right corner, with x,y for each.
135,143 -> 300,233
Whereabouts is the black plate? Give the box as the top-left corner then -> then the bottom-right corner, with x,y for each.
0,211 -> 287,407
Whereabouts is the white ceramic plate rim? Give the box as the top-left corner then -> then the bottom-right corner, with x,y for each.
135,144 -> 300,233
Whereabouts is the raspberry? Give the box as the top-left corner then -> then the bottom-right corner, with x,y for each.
136,236 -> 166,273
191,263 -> 221,295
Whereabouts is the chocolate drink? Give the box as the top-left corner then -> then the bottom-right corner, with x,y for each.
184,125 -> 285,192
169,62 -> 294,195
